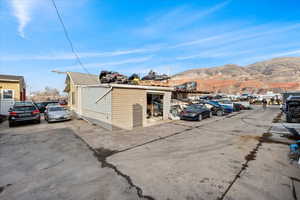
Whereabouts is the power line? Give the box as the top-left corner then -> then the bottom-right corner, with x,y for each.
50,0 -> 95,78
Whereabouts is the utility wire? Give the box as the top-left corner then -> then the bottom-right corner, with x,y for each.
50,0 -> 96,79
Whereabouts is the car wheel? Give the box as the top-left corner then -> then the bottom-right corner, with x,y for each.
9,121 -> 15,127
198,114 -> 202,121
217,110 -> 223,116
286,115 -> 292,123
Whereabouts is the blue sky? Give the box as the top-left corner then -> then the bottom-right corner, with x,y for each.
1,0 -> 300,92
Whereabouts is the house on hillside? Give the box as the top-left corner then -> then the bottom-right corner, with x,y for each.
0,74 -> 26,101
64,72 -> 173,130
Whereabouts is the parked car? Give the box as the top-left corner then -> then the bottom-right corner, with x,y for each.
239,93 -> 250,101
58,99 -> 68,106
44,105 -> 72,123
217,99 -> 235,110
180,104 -> 212,121
35,101 -> 59,113
233,103 -> 244,111
202,102 -> 225,116
8,101 -> 40,127
207,101 -> 234,113
284,96 -> 300,123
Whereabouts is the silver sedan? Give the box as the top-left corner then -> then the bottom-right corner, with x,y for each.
44,106 -> 72,123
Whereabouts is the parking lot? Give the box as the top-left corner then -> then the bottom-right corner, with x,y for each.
0,106 -> 299,200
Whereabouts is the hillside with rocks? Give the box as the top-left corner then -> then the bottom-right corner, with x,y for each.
170,57 -> 300,93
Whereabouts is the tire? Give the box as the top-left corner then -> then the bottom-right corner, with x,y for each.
198,114 -> 202,121
217,110 -> 223,116
9,121 -> 15,127
286,115 -> 292,123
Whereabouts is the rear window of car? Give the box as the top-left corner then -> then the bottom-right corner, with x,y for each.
48,107 -> 65,112
14,102 -> 33,107
14,106 -> 36,111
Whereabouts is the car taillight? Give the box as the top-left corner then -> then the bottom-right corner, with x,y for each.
9,112 -> 17,116
32,110 -> 40,115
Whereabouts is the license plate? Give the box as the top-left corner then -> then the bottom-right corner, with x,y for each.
19,113 -> 31,117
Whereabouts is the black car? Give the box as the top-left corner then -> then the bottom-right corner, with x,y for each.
35,101 -> 59,113
202,102 -> 225,116
8,102 -> 41,127
180,104 -> 212,121
285,96 -> 300,123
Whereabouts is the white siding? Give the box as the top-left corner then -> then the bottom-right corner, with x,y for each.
163,91 -> 171,120
80,86 -> 112,127
0,100 -> 15,115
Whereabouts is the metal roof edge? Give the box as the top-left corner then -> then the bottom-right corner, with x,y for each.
78,83 -> 174,91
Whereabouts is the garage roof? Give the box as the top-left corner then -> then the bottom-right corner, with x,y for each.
67,72 -> 99,85
0,74 -> 24,82
81,83 -> 174,91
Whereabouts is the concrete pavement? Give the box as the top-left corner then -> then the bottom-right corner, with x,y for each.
0,106 -> 299,200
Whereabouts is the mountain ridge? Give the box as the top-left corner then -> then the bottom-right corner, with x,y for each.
170,57 -> 300,93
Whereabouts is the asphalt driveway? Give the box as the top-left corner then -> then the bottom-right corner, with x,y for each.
0,106 -> 299,200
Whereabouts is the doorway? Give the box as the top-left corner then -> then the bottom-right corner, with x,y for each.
147,93 -> 164,123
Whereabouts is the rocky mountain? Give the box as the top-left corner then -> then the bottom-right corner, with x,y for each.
170,57 -> 300,93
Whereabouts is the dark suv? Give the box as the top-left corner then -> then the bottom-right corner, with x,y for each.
8,102 -> 41,127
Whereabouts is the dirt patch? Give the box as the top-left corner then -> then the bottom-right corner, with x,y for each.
0,184 -> 12,194
272,112 -> 283,123
239,135 -> 261,143
95,148 -> 118,164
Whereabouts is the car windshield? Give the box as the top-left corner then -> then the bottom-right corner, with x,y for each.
220,100 -> 231,104
35,103 -> 42,107
47,103 -> 59,107
208,101 -> 220,107
14,106 -> 35,111
186,105 -> 203,111
48,107 -> 65,112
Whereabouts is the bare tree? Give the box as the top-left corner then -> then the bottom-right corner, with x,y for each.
31,87 -> 63,101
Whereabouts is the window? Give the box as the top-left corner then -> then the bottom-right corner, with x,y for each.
2,89 -> 14,99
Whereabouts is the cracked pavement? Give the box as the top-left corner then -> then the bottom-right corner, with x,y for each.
0,106 -> 300,200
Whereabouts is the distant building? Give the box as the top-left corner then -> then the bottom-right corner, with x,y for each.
0,74 -> 26,101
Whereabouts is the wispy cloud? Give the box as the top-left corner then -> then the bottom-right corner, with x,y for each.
60,56 -> 153,70
135,1 -> 229,38
176,49 -> 253,60
172,23 -> 300,49
244,49 -> 300,63
0,46 -> 161,61
10,0 -> 39,38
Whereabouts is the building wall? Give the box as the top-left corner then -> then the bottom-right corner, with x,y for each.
0,81 -> 21,101
163,91 -> 171,120
111,88 -> 147,130
80,86 -> 112,130
68,81 -> 76,110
